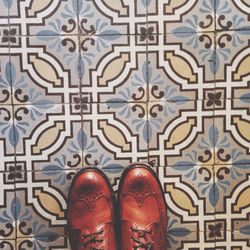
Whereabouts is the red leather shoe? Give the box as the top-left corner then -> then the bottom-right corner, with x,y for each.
118,163 -> 167,250
67,168 -> 117,250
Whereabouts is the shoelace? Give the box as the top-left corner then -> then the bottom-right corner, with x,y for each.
81,229 -> 104,250
130,227 -> 153,250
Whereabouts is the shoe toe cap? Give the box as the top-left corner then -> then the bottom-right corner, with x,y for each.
122,166 -> 160,193
71,170 -> 111,197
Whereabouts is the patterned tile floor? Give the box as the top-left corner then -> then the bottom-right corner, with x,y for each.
0,0 -> 250,249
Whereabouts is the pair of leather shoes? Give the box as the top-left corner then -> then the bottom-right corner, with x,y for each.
67,162 -> 167,250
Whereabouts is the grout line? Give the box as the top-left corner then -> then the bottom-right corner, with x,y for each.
77,0 -> 86,170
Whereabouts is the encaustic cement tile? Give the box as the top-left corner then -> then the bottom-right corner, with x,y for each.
13,104 -> 82,166
9,0 -> 79,36
147,50 -> 198,102
148,100 -> 215,167
14,169 -> 79,239
214,30 -> 250,83
163,32 -> 216,84
16,122 -> 83,174
156,165 -> 215,233
149,0 -> 216,34
95,51 -> 148,104
15,186 -> 65,239
79,35 -> 148,103
215,0 -> 250,31
10,36 -> 81,104
81,103 -> 149,184
213,164 -> 250,232
213,99 -> 250,166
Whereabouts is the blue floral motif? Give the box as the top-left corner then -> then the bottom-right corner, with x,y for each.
141,0 -> 150,7
42,128 -> 87,186
3,0 -> 12,8
37,1 -> 78,36
167,218 -> 191,247
0,196 -> 15,237
240,224 -> 250,235
240,95 -> 250,101
173,0 -> 250,74
96,154 -> 124,174
42,155 -> 73,187
0,195 -> 59,247
0,62 -> 55,147
107,61 -> 189,143
172,124 -> 250,206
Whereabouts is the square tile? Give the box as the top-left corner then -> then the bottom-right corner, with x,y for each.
159,1 -> 216,34
14,170 -> 78,239
157,166 -> 215,233
15,186 -> 65,238
10,36 -> 81,104
30,121 -> 83,172
147,50 -> 198,102
9,54 -> 65,105
96,51 -> 148,103
81,102 -> 149,182
165,33 -> 216,83
79,35 -> 148,102
215,0 -> 250,31
148,100 -> 215,167
13,104 -> 81,157
214,164 -> 250,231
214,100 -> 250,165
10,1 -> 79,36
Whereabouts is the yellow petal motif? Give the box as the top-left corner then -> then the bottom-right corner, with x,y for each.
102,0 -> 128,16
32,122 -> 65,154
233,54 -> 250,81
166,183 -> 198,215
165,51 -> 197,83
164,0 -> 189,14
29,54 -> 62,87
98,120 -> 131,151
98,53 -> 130,86
34,188 -> 65,219
233,186 -> 250,213
28,0 -> 54,16
165,118 -> 196,149
232,117 -> 250,142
